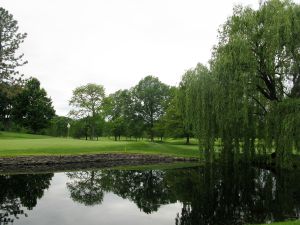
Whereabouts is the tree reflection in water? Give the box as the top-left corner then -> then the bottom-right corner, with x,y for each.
66,171 -> 105,206
67,170 -> 174,212
98,170 -> 175,213
67,165 -> 300,225
173,164 -> 300,225
0,173 -> 53,224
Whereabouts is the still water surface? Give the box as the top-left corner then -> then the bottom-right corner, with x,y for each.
0,164 -> 299,225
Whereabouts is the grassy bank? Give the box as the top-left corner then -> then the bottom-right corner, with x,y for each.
0,132 -> 200,158
255,221 -> 300,225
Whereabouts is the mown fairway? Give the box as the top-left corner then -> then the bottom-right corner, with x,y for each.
0,132 -> 200,158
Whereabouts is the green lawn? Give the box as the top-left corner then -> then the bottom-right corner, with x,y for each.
0,132 -> 200,158
254,221 -> 300,225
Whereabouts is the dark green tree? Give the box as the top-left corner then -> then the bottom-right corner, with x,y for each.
94,114 -> 105,140
103,90 -> 128,140
12,77 -> 55,133
0,86 -> 11,130
46,116 -> 73,137
163,98 -> 186,139
70,118 -> 89,139
0,7 -> 27,86
132,76 -> 170,141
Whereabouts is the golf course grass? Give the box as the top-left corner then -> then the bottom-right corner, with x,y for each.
0,132 -> 200,158
255,221 -> 300,225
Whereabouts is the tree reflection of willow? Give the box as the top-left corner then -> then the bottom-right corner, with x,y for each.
0,173 -> 53,224
174,164 -> 300,225
67,166 -> 300,225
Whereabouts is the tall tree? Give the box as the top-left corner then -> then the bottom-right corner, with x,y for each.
102,90 -> 129,140
164,97 -> 186,139
0,86 -> 11,129
177,70 -> 200,144
178,0 -> 300,166
0,7 -> 27,86
132,76 -> 170,141
12,78 -> 55,133
69,83 -> 105,139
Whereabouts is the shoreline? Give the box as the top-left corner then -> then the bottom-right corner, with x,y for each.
0,153 -> 199,173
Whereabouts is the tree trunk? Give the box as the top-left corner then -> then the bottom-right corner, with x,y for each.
186,135 -> 190,145
91,113 -> 95,140
150,111 -> 154,142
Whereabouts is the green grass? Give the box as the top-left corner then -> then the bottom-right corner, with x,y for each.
0,132 -> 51,139
0,132 -> 200,158
254,221 -> 300,225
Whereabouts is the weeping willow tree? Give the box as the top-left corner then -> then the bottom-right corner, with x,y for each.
179,0 -> 300,167
182,64 -> 216,163
211,36 -> 259,163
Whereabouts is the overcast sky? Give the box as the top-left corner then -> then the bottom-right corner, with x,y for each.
1,0 -> 293,116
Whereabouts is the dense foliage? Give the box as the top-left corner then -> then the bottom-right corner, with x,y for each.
12,78 -> 55,133
180,0 -> 300,166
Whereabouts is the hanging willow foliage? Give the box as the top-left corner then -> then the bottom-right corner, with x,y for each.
266,99 -> 300,166
179,0 -> 300,167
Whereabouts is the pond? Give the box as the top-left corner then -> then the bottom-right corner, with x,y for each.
0,164 -> 299,225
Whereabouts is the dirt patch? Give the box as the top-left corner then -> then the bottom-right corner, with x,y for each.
0,153 -> 198,173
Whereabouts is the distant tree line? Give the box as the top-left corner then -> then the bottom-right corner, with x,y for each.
59,76 -> 188,142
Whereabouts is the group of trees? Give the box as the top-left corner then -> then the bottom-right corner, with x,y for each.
62,76 -> 175,141
0,7 -> 55,133
49,75 -> 193,142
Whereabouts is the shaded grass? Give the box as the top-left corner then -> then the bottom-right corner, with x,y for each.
0,132 -> 200,158
253,221 -> 300,225
0,131 -> 52,139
